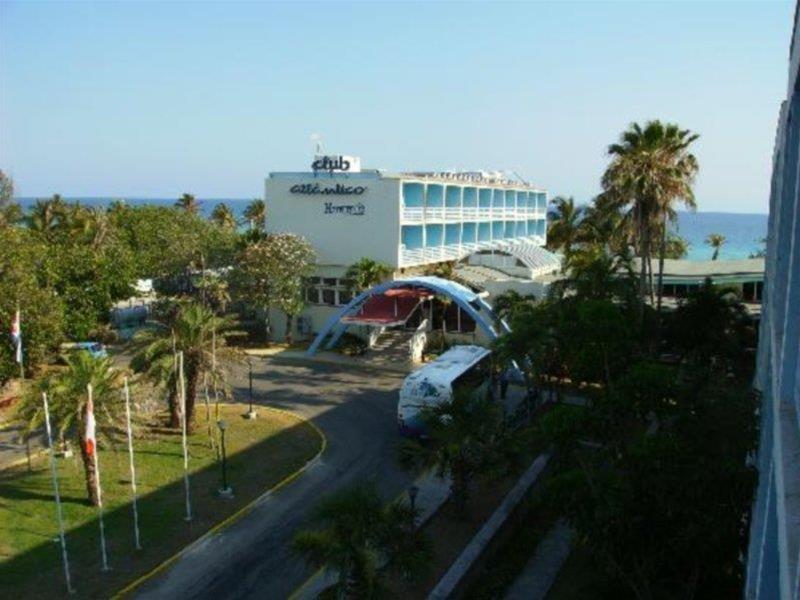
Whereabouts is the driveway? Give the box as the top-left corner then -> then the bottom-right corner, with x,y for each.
135,355 -> 414,600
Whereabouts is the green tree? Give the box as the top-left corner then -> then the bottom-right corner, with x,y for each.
19,352 -> 123,505
546,196 -> 582,259
110,204 -> 237,281
664,233 -> 689,259
292,482 -> 429,598
243,199 -> 267,231
132,302 -> 233,430
491,289 -> 536,321
344,257 -> 393,293
541,370 -> 757,599
175,193 -> 200,214
26,194 -> 68,239
210,203 -> 237,230
663,279 -> 752,376
602,121 -> 699,310
230,234 -> 316,342
0,170 -> 21,227
705,233 -> 726,260
401,391 -> 510,516
0,228 -> 65,382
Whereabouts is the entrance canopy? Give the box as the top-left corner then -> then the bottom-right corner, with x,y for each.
306,276 -> 509,356
341,288 -> 433,326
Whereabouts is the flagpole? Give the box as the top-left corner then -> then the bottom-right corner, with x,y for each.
42,392 -> 75,595
178,352 -> 192,522
123,378 -> 142,550
88,384 -> 111,571
212,329 -> 220,459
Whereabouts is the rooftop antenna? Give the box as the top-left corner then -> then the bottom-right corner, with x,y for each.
310,133 -> 324,156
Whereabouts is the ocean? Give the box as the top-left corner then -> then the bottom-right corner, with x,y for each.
15,198 -> 768,262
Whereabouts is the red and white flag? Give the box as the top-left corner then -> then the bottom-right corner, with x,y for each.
84,395 -> 97,457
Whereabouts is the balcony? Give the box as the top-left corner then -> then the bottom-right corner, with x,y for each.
401,205 -> 548,224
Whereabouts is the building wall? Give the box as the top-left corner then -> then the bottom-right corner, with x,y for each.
266,172 -> 402,268
746,4 -> 800,598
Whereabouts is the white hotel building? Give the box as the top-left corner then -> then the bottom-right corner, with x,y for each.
265,155 -> 559,342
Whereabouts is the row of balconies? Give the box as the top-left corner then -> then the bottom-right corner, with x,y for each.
399,235 -> 546,267
402,206 -> 547,223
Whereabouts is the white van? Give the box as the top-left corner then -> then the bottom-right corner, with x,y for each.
397,345 -> 492,437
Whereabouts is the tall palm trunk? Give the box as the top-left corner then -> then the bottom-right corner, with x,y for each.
185,361 -> 199,433
638,212 -> 648,302
656,214 -> 667,313
168,383 -> 180,428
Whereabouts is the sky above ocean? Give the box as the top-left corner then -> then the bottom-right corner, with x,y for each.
0,1 -> 793,213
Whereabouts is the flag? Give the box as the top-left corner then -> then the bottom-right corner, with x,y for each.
84,395 -> 96,457
10,309 -> 21,364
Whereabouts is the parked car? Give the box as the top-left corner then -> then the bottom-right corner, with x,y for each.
60,341 -> 108,360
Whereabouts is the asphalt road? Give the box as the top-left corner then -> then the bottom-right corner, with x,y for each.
134,356 -> 414,600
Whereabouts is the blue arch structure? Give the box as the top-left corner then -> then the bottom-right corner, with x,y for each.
306,276 -> 509,357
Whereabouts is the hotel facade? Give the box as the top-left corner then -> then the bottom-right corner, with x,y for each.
264,155 -> 556,342
746,4 -> 800,598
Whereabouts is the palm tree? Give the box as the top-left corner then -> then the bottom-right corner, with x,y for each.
175,193 -> 200,214
292,482 -> 428,598
344,257 -> 393,293
491,289 -> 536,321
546,196 -> 582,260
132,302 -> 232,430
211,203 -> 237,229
401,391 -> 509,516
27,194 -> 68,237
602,121 -> 699,311
705,233 -> 726,261
73,205 -> 111,249
664,233 -> 690,259
20,352 -> 123,505
243,199 -> 266,231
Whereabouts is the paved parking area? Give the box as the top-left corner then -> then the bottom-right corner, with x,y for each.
136,355 -> 415,600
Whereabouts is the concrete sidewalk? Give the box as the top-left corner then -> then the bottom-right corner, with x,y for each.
504,520 -> 574,600
291,469 -> 452,600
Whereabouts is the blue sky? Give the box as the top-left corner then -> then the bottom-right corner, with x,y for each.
0,1 -> 793,213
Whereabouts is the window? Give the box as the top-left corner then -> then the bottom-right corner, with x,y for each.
306,287 -> 320,304
323,277 -> 337,287
322,289 -> 336,305
339,290 -> 353,305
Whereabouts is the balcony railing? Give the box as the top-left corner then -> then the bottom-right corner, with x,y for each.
401,206 -> 548,224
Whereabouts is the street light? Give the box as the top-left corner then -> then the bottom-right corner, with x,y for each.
245,359 -> 258,419
217,420 -> 233,499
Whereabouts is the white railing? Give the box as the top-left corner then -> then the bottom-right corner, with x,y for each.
426,206 -> 444,220
478,207 -> 492,219
402,206 -> 424,222
368,325 -> 386,348
462,207 -> 478,220
444,207 -> 461,220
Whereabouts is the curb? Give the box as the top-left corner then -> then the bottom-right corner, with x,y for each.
112,405 -> 327,599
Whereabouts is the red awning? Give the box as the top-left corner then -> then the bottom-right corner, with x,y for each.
341,290 -> 428,325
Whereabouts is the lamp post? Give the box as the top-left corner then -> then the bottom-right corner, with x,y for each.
217,420 -> 233,499
245,359 -> 258,419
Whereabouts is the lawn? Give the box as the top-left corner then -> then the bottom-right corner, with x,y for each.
0,403 -> 323,599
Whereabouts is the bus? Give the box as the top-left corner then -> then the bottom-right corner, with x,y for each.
397,345 -> 492,437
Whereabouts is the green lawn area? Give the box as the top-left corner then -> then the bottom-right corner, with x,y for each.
0,403 -> 323,599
